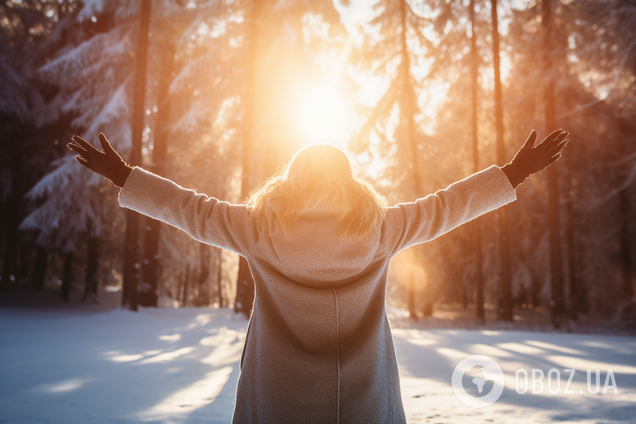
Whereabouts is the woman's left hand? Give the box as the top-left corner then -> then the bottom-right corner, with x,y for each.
67,133 -> 133,188
510,129 -> 569,177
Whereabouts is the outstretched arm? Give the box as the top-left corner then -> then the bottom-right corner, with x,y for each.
384,129 -> 570,256
67,134 -> 258,256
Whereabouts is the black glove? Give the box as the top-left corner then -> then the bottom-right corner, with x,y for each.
501,129 -> 569,189
67,133 -> 133,188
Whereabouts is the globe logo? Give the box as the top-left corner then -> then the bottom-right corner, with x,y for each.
451,355 -> 505,408
462,365 -> 495,396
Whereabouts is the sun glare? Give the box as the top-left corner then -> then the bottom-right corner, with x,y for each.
301,86 -> 346,140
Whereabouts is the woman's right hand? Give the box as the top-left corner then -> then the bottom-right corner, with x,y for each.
67,133 -> 133,188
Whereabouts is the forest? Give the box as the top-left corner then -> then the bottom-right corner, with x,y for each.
1,0 -> 635,331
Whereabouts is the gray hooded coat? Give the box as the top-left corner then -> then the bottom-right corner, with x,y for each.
118,164 -> 517,424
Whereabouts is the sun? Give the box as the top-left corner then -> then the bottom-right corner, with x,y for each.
301,85 -> 347,141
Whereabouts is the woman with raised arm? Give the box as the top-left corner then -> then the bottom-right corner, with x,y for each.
68,129 -> 568,424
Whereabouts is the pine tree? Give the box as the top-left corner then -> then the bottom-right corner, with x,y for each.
353,0 -> 441,318
0,1 -> 71,291
21,1 -> 140,300
353,0 -> 433,193
489,0 -> 515,323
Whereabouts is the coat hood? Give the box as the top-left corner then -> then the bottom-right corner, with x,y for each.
262,202 -> 382,288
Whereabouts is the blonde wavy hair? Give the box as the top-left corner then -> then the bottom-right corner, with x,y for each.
245,144 -> 387,240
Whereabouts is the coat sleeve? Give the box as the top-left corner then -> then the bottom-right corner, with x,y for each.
383,164 -> 517,257
118,167 -> 259,257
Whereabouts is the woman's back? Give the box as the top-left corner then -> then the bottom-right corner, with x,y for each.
236,200 -> 402,423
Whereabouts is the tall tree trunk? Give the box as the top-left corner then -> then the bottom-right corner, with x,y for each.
490,0 -> 513,322
82,232 -> 99,302
122,0 -> 152,312
177,268 -> 184,306
619,188 -> 633,297
531,275 -> 540,308
217,250 -> 224,307
18,243 -> 29,283
399,0 -> 423,320
461,281 -> 468,308
470,0 -> 486,325
196,244 -> 211,307
140,42 -> 176,308
139,215 -> 159,307
541,0 -> 565,328
420,252 -> 434,317
60,252 -> 73,302
398,0 -> 421,197
31,246 -> 48,291
407,272 -> 416,319
566,194 -> 579,320
1,167 -> 21,292
181,264 -> 190,307
235,0 -> 263,319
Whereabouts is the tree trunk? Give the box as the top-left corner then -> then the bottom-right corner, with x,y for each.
82,233 -> 99,302
399,0 -> 423,321
420,249 -> 434,317
31,246 -> 48,291
490,0 -> 513,322
181,264 -> 190,307
462,281 -> 468,308
177,269 -> 184,306
217,249 -> 224,308
235,0 -> 264,319
122,0 -> 152,312
566,194 -> 579,320
140,42 -> 175,308
196,244 -> 211,307
422,296 -> 434,317
60,252 -> 73,302
18,243 -> 29,284
541,0 -> 566,328
530,275 -> 540,309
470,0 -> 486,325
619,188 -> 633,297
563,126 -> 580,320
407,272 -> 417,320
1,170 -> 20,292
139,216 -> 159,307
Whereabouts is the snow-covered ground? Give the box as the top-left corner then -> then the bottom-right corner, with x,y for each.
0,306 -> 635,424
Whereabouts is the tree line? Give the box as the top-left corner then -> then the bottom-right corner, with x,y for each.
0,0 -> 634,329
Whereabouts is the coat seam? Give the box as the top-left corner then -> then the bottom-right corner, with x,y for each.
333,288 -> 340,424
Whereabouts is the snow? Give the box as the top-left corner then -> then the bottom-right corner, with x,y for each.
0,306 -> 635,423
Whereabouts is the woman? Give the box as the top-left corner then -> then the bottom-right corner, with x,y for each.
68,129 -> 568,423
